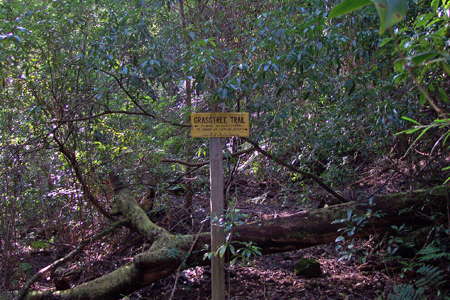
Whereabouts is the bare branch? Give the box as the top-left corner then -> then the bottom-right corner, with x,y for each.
243,138 -> 347,203
161,147 -> 255,167
98,69 -> 190,128
161,159 -> 208,167
16,220 -> 126,300
53,136 -> 112,219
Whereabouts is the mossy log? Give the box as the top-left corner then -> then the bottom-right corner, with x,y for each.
14,185 -> 447,300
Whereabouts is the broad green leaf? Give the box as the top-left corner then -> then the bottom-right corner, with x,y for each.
410,52 -> 439,66
217,245 -> 227,258
431,0 -> 440,11
414,13 -> 434,28
329,0 -> 372,18
372,0 -> 408,34
385,0 -> 408,29
426,17 -> 443,27
372,0 -> 388,32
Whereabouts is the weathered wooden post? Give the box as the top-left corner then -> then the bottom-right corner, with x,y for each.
191,112 -> 249,300
209,136 -> 226,300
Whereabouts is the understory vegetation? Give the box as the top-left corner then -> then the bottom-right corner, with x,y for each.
0,0 -> 448,299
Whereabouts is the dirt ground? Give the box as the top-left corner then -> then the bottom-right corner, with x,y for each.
5,157 -> 447,299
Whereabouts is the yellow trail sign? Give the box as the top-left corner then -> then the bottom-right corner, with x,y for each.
191,112 -> 250,138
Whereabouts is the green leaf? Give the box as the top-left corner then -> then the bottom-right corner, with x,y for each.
385,0 -> 408,28
346,209 -> 353,220
329,0 -> 372,18
30,240 -> 50,249
433,118 -> 450,123
372,0 -> 388,32
410,52 -> 439,66
401,116 -> 422,125
217,87 -> 229,100
203,252 -> 213,260
419,93 -> 427,105
372,0 -> 408,34
217,244 -> 227,258
403,126 -> 432,156
431,0 -> 440,11
229,244 -> 236,255
394,59 -> 406,72
438,87 -> 448,103
379,37 -> 393,47
396,127 -> 422,135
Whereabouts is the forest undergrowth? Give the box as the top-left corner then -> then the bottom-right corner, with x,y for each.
3,150 -> 448,299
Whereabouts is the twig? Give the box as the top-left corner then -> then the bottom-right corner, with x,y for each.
98,69 -> 190,128
161,147 -> 255,168
409,71 -> 445,117
50,110 -> 189,127
16,220 -> 126,300
225,155 -> 241,202
168,222 -> 206,300
161,159 -> 209,167
365,171 -> 397,200
169,164 -> 206,185
393,36 -> 446,117
243,138 -> 347,203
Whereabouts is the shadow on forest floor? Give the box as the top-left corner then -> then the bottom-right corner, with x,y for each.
4,156 -> 447,299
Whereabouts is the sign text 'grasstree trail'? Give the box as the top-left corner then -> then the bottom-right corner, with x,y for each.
190,112 -> 249,138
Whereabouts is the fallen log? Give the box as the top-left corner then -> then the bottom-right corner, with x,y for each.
9,185 -> 447,300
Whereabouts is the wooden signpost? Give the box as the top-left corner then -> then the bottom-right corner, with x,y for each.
191,112 -> 250,138
191,112 -> 249,300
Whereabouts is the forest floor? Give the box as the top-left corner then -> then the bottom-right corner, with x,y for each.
6,156 -> 446,299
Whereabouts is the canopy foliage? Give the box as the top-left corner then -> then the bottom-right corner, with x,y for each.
0,0 -> 448,298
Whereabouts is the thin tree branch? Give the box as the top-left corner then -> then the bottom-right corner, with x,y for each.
50,110 -> 187,125
168,221 -> 205,300
98,69 -> 190,128
161,159 -> 209,167
161,147 -> 255,167
53,136 -> 112,219
243,138 -> 347,203
169,164 -> 206,185
16,220 -> 126,300
409,70 -> 446,117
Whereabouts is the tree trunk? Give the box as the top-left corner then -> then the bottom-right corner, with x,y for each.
9,185 -> 447,300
